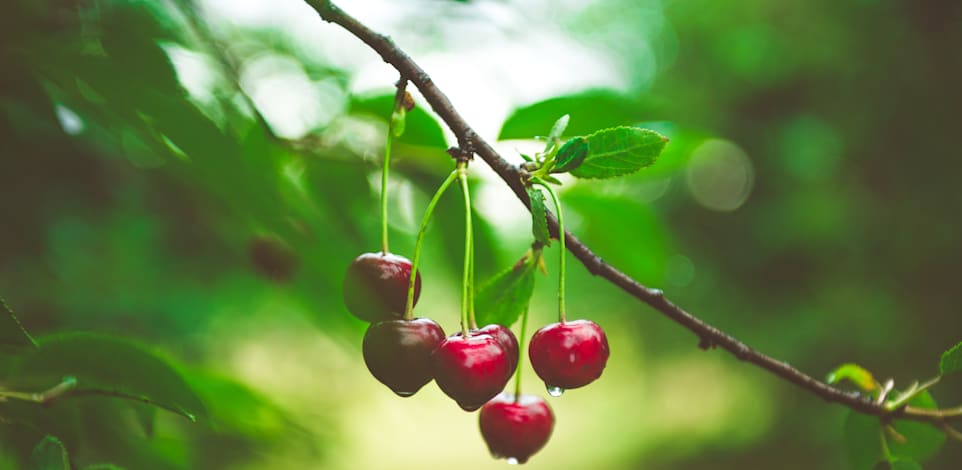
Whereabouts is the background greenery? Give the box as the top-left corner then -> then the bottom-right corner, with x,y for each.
2,0 -> 961,468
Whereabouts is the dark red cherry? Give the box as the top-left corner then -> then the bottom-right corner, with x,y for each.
528,319 -> 609,394
479,393 -> 554,464
433,332 -> 511,411
343,252 -> 421,323
362,318 -> 445,397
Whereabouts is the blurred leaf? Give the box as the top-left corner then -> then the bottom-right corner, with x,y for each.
843,391 -> 945,470
499,89 -> 662,140
131,403 -> 156,438
83,466 -> 126,470
11,333 -> 207,422
552,137 -> 589,174
475,252 -> 537,327
888,391 -> 945,462
939,341 -> 962,376
30,435 -> 68,470
886,458 -> 922,470
0,297 -> 36,350
571,127 -> 667,179
843,411 -> 883,470
527,187 -> 550,246
826,363 -> 878,392
351,94 -> 447,149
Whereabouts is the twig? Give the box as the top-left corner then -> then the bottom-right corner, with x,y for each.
303,1 -> 962,425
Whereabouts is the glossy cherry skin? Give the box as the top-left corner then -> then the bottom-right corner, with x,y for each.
433,332 -> 511,411
454,324 -> 519,381
479,393 -> 554,464
528,319 -> 609,391
343,252 -> 421,323
362,318 -> 445,397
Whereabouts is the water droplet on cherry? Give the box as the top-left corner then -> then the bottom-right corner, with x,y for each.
547,385 -> 564,397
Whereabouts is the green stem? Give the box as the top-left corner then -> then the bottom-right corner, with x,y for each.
381,81 -> 407,254
468,203 -> 477,329
458,164 -> 473,336
513,294 -> 532,401
538,183 -> 567,323
404,169 -> 459,320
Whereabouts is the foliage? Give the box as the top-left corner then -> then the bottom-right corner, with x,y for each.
1,0 -> 961,468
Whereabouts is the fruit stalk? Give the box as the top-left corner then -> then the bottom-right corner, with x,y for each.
404,169 -> 459,320
458,163 -> 474,336
513,303 -> 530,401
538,183 -> 567,323
380,80 -> 408,254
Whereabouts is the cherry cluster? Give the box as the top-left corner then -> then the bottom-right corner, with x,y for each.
343,253 -> 609,463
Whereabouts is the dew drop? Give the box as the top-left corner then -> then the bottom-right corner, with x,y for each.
547,385 -> 564,397
507,457 -> 519,465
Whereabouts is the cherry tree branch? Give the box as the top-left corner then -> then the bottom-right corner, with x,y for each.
304,0 -> 959,425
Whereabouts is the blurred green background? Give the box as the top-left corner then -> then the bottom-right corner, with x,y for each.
2,0 -> 961,468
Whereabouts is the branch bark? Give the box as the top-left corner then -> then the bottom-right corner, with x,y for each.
305,0 -> 959,425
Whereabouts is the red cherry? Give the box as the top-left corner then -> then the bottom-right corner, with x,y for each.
479,393 -> 554,464
454,324 -> 519,381
343,252 -> 421,323
528,319 -> 609,394
362,318 -> 445,397
433,332 -> 511,411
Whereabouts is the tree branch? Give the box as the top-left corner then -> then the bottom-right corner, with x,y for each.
304,1 -> 960,425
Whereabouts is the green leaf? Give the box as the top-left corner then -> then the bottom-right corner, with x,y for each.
570,127 -> 668,179
83,466 -> 126,470
888,458 -> 922,470
11,333 -> 207,422
475,253 -> 538,327
498,89 -> 663,140
843,410 -> 883,470
0,297 -> 36,350
351,94 -> 447,149
939,341 -> 962,376
552,137 -> 589,174
30,435 -> 68,470
547,114 -> 570,141
888,391 -> 946,462
527,187 -> 550,246
826,363 -> 879,392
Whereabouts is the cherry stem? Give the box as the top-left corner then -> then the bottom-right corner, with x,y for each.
513,300 -> 531,401
468,199 -> 477,329
458,163 -> 474,337
380,79 -> 407,254
404,168 -> 459,320
538,183 -> 567,323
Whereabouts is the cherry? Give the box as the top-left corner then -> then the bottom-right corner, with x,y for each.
479,393 -> 554,464
362,318 -> 445,397
454,324 -> 519,381
343,252 -> 421,323
433,332 -> 511,411
528,319 -> 609,393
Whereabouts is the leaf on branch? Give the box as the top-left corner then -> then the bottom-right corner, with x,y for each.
11,333 -> 208,422
475,252 -> 538,327
547,114 -> 570,142
570,127 -> 667,179
527,187 -> 550,246
826,363 -> 879,392
886,391 -> 946,463
843,390 -> 946,470
551,137 -> 589,174
0,297 -> 37,350
30,435 -> 69,470
939,340 -> 962,376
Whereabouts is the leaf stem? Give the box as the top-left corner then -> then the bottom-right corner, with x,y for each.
537,183 -> 566,323
458,163 -> 474,336
381,80 -> 408,254
404,169 -> 459,320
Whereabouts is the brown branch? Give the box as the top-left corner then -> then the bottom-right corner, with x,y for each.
305,1 -> 961,425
